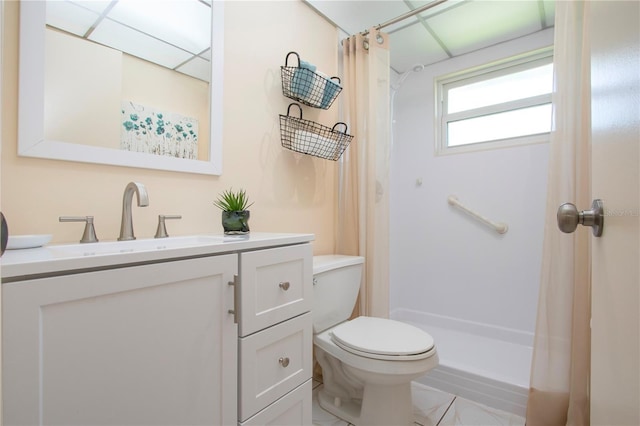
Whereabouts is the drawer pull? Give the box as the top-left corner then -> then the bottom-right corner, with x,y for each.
278,357 -> 290,368
279,281 -> 290,291
228,275 -> 239,324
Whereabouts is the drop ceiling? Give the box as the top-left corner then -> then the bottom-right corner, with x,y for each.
45,0 -> 212,82
304,0 -> 555,75
45,0 -> 554,82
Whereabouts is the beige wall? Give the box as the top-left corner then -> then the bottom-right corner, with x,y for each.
44,29 -> 123,150
1,0 -> 338,254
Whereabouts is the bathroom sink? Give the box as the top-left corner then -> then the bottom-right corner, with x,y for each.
47,235 -> 227,257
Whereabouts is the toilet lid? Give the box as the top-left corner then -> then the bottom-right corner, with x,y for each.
331,317 -> 435,359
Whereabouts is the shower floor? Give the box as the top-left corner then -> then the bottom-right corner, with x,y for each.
392,310 -> 533,416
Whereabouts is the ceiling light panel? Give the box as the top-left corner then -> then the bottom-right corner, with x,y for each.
46,1 -> 101,37
106,0 -> 211,54
89,18 -> 193,69
426,0 -> 543,56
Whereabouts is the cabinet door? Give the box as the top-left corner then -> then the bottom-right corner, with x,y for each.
2,255 -> 238,426
238,243 -> 312,336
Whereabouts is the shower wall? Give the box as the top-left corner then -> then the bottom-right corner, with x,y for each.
390,29 -> 554,339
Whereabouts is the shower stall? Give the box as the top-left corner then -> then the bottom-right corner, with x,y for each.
389,29 -> 554,416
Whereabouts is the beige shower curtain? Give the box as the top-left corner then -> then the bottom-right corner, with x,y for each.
527,1 -> 591,425
336,29 -> 391,318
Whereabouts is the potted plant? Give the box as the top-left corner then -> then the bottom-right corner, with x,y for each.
214,188 -> 254,234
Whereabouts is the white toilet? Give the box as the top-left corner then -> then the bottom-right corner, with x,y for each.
313,255 -> 438,426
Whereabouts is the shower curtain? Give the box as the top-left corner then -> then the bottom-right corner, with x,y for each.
336,29 -> 391,318
527,1 -> 591,425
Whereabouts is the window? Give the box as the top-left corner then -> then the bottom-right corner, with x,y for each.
436,48 -> 553,154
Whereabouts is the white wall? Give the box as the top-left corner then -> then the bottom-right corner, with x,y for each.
390,29 -> 554,336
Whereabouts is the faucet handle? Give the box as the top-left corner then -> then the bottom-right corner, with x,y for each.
155,215 -> 182,239
59,216 -> 99,244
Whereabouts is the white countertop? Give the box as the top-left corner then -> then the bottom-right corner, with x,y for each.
1,232 -> 314,281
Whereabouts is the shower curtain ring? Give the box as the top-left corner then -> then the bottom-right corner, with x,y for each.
376,29 -> 384,44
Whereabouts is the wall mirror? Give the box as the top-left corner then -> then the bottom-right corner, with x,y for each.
18,0 -> 224,175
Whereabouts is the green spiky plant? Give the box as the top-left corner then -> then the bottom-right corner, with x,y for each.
214,188 -> 254,212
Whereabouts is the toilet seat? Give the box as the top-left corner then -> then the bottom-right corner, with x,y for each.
330,317 -> 435,361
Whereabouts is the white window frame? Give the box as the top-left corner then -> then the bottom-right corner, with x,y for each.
435,47 -> 554,155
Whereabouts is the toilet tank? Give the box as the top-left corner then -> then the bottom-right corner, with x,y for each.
312,255 -> 364,334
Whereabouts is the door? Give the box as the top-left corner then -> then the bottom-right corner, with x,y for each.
590,2 -> 639,425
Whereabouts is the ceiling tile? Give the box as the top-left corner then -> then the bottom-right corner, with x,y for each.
176,56 -> 211,82
389,24 -> 449,73
305,0 -> 412,35
406,0 -> 467,18
543,0 -> 556,27
390,0 -> 467,34
427,0 -> 545,56
89,19 -> 193,70
70,0 -> 113,15
305,0 -> 554,73
200,48 -> 212,61
106,0 -> 211,54
46,1 -> 100,37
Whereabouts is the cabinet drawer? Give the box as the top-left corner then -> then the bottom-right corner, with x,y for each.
238,312 -> 312,421
239,380 -> 311,426
239,243 -> 312,336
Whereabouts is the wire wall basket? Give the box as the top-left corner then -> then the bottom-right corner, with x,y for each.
280,51 -> 342,110
279,103 -> 354,161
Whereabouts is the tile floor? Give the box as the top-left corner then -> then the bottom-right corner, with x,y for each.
312,380 -> 525,426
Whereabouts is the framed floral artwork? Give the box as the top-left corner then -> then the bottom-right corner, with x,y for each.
121,101 -> 199,159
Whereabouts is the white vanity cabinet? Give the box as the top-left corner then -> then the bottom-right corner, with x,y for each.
1,233 -> 314,426
237,244 -> 313,425
2,254 -> 238,426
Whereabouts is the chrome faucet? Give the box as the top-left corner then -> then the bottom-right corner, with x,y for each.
118,182 -> 149,241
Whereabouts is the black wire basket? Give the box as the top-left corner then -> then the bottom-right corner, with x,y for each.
280,52 -> 342,110
279,103 -> 354,161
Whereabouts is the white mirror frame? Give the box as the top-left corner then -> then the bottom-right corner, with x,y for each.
18,1 -> 223,176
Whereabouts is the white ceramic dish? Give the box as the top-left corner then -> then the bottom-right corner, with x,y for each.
6,234 -> 53,250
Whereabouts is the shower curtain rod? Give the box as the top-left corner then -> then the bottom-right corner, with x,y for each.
361,0 -> 449,36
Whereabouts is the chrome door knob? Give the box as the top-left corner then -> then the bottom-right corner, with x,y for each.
557,199 -> 604,237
